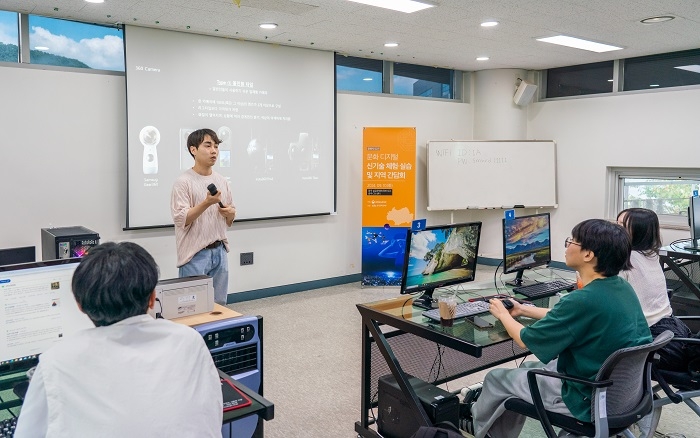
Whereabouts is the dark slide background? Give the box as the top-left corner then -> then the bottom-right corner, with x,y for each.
124,25 -> 335,228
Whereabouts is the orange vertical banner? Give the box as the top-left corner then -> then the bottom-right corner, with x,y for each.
361,127 -> 416,286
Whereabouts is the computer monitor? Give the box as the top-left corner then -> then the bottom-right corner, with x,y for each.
0,246 -> 36,267
0,258 -> 93,373
502,212 -> 551,287
400,222 -> 482,310
686,196 -> 700,251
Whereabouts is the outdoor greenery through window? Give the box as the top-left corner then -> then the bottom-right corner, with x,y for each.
0,10 -> 18,63
620,177 -> 700,226
28,15 -> 124,71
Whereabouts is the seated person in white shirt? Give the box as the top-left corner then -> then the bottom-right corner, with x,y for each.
15,242 -> 223,438
617,208 -> 693,371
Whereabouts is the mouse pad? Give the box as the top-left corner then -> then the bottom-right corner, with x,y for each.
221,378 -> 253,412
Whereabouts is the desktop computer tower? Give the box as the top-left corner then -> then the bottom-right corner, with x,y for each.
377,374 -> 459,438
194,315 -> 264,438
670,289 -> 700,332
41,226 -> 100,260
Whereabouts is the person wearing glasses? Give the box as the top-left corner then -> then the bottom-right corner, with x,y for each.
463,219 -> 651,438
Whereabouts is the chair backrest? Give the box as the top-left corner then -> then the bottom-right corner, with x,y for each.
592,330 -> 673,420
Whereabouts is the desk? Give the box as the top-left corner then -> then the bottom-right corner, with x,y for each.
659,245 -> 700,331
171,303 -> 242,326
355,268 -> 574,438
174,306 -> 273,436
220,370 -> 274,424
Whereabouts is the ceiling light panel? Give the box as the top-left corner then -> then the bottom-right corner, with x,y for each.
536,35 -> 622,53
346,0 -> 434,14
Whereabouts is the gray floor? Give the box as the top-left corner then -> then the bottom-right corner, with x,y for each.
229,279 -> 700,438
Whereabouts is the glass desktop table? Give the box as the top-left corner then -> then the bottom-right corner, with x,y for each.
354,267 -> 575,438
660,244 -> 700,300
659,244 -> 700,332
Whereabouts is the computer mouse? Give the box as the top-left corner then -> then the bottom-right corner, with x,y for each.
501,299 -> 514,310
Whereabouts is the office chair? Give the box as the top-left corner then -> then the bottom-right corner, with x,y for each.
637,316 -> 700,438
502,330 -> 673,438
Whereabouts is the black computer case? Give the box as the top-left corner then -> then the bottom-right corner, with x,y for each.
377,374 -> 459,438
41,226 -> 100,260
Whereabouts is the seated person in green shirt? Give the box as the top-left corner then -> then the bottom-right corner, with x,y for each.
469,219 -> 652,438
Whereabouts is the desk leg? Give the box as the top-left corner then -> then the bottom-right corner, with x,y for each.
662,256 -> 700,301
363,317 -> 432,428
360,317 -> 373,429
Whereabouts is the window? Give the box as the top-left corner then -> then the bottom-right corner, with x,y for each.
546,61 -> 614,98
393,63 -> 452,99
0,10 -> 19,63
623,49 -> 700,91
608,168 -> 700,228
27,15 -> 124,71
336,55 -> 382,93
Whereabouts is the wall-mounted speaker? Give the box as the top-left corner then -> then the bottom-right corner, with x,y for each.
513,80 -> 538,106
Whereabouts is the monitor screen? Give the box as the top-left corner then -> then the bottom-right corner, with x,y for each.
0,246 -> 35,267
686,196 -> 700,250
502,213 -> 552,278
400,222 -> 482,309
0,258 -> 94,373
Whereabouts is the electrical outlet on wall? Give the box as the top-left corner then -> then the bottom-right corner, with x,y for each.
240,252 -> 254,266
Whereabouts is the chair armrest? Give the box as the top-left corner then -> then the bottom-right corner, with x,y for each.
524,369 -> 611,438
677,315 -> 700,322
526,368 -> 613,389
668,337 -> 700,344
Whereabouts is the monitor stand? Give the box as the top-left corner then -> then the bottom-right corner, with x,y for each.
505,269 -> 538,288
684,239 -> 700,251
412,289 -> 437,310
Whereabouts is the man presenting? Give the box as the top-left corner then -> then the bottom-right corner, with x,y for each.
172,128 -> 236,305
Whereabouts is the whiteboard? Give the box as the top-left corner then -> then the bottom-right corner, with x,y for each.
427,141 -> 557,210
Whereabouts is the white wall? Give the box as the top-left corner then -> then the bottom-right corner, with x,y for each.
3,62 -> 697,294
0,64 -> 472,295
526,87 -> 700,263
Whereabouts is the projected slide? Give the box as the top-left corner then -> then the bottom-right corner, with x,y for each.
124,26 -> 335,228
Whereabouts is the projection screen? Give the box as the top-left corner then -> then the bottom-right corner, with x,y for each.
124,25 -> 336,228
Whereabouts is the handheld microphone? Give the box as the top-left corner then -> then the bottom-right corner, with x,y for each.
206,183 -> 225,208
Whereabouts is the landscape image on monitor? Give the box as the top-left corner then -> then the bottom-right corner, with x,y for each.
404,224 -> 480,289
504,215 -> 550,271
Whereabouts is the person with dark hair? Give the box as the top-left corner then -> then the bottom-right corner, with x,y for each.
617,208 -> 692,371
172,128 -> 236,305
14,242 -> 223,437
464,219 -> 651,438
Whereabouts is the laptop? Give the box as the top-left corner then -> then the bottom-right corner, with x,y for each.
150,275 -> 215,319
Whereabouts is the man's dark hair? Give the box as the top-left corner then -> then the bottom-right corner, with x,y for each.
571,219 -> 632,277
72,242 -> 159,327
617,208 -> 662,256
187,128 -> 221,158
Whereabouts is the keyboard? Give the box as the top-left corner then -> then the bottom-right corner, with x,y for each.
422,300 -> 490,322
0,417 -> 17,438
512,279 -> 576,299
